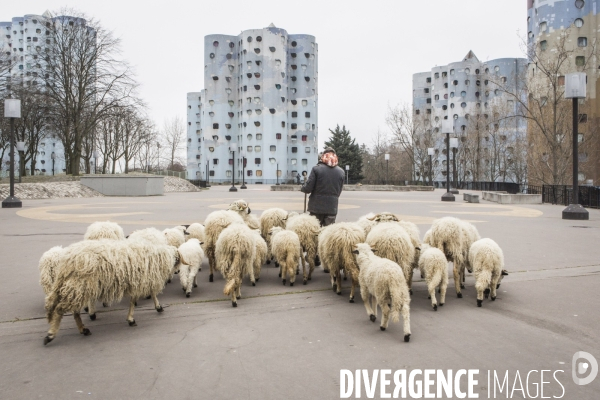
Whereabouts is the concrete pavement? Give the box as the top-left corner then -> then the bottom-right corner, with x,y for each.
0,186 -> 598,399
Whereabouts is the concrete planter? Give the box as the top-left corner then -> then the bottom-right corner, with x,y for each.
80,175 -> 164,196
482,191 -> 541,204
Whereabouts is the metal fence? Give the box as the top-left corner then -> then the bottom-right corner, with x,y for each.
541,185 -> 600,209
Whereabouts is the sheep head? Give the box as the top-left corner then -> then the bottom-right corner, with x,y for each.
229,200 -> 250,214
268,226 -> 284,238
367,212 -> 398,222
352,243 -> 376,255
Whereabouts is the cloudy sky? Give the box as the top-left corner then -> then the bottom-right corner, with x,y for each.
4,0 -> 526,148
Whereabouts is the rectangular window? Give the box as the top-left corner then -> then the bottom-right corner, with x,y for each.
213,123 -> 219,129
247,146 -> 253,152
302,159 -> 308,165
305,112 -> 310,118
291,158 -> 297,165
256,133 -> 262,140
434,95 -> 439,100
255,158 -> 261,164
291,123 -> 297,129
558,75 -> 565,85
247,170 -> 253,176
292,147 -> 298,153
305,147 -> 311,153
540,40 -> 547,51
415,109 -> 420,115
209,170 -> 215,176
576,56 -> 585,66
270,145 -> 276,151
229,158 -> 233,165
579,114 -> 588,123
426,77 -> 432,83
276,133 -> 282,139
434,73 -> 439,79
255,146 -> 261,152
213,159 -> 219,165
426,98 -> 431,103
426,109 -> 432,114
256,170 -> 262,177
226,170 -> 232,177
578,37 -> 587,47
302,135 -> 308,141
292,112 -> 297,117
539,21 -> 547,33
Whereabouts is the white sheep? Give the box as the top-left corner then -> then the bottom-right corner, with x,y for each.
425,217 -> 476,298
468,238 -> 509,307
43,239 -> 180,345
215,223 -> 256,307
204,210 -> 245,282
83,221 -> 125,241
269,227 -> 302,286
353,243 -> 411,342
177,238 -> 205,298
127,227 -> 168,246
356,213 -> 377,236
259,207 -> 289,263
163,225 -> 187,248
366,222 -> 416,294
250,229 -> 267,283
417,244 -> 449,311
286,213 -> 320,284
318,222 -> 365,302
185,223 -> 205,245
39,246 -> 64,296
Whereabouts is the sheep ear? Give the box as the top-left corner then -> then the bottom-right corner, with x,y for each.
501,269 -> 509,276
352,249 -> 359,255
199,241 -> 204,245
370,246 -> 378,253
415,246 -> 421,251
366,215 -> 376,221
282,216 -> 288,221
125,235 -> 130,239
375,217 -> 381,222
247,207 -> 251,214
182,224 -> 190,229
184,231 -> 190,235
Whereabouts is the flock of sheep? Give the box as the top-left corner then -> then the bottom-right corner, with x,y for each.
38,199 -> 508,345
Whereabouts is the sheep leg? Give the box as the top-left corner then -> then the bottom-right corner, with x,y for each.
361,290 -> 375,321
349,275 -> 357,303
453,265 -> 462,298
459,266 -> 466,289
336,269 -> 342,295
407,268 -> 414,295
289,263 -> 296,286
280,261 -> 285,285
248,261 -> 256,286
126,298 -> 137,326
300,253 -> 307,284
73,312 -> 91,336
88,301 -> 97,321
236,284 -> 242,300
307,249 -> 316,281
490,272 -> 500,301
475,275 -> 485,307
380,302 -> 390,331
44,312 -> 64,345
208,253 -> 215,282
330,268 -> 337,292
401,305 -> 411,342
231,286 -> 238,307
193,274 -> 198,288
152,294 -> 163,312
428,284 -> 438,311
440,281 -> 447,307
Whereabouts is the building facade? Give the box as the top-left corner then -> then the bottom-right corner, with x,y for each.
413,51 -> 528,184
527,0 -> 600,185
0,11 -> 89,176
187,24 -> 319,183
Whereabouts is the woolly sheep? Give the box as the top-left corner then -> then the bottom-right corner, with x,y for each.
83,221 -> 125,241
318,222 -> 365,302
163,225 -> 187,248
215,223 -> 256,307
424,217 -> 473,298
352,243 -> 411,342
417,244 -> 449,311
250,229 -> 267,283
286,213 -> 320,283
204,210 -> 245,282
259,207 -> 289,262
43,239 -> 180,345
356,213 -> 377,237
127,227 -> 168,246
185,223 -> 206,245
268,227 -> 302,286
177,238 -> 205,298
39,246 -> 64,296
228,199 -> 254,226
468,238 -> 509,307
366,222 -> 416,294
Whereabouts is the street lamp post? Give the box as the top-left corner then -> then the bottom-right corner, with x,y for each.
384,153 -> 390,185
345,165 -> 349,185
563,73 -> 589,220
240,150 -> 247,189
276,160 -> 280,186
206,160 -> 211,187
427,147 -> 434,186
441,120 -> 455,202
2,99 -> 22,208
16,140 -> 25,183
229,143 -> 238,192
450,137 -> 459,195
51,152 -> 56,176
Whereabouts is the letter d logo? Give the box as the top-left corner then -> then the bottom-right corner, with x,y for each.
572,351 -> 598,386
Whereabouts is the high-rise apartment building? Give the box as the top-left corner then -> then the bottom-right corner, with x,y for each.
187,24 -> 318,183
413,52 -> 528,184
527,0 -> 600,184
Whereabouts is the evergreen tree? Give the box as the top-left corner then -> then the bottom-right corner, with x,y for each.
324,125 -> 364,181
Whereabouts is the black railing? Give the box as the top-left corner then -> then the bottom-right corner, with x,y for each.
541,185 -> 600,209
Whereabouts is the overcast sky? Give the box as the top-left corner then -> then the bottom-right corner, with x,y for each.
4,0 -> 526,148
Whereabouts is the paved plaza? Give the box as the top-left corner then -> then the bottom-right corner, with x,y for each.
0,186 -> 599,399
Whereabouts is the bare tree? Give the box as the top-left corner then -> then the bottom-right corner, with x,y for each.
161,116 -> 185,170
492,30 -> 599,185
42,8 -> 137,176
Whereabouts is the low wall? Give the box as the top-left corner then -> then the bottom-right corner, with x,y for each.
482,191 -> 542,204
80,176 -> 164,196
270,184 -> 434,192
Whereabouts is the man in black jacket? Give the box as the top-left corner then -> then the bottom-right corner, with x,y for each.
301,147 -> 345,227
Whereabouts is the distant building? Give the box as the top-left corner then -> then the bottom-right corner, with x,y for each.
186,24 -> 319,183
412,51 -> 528,184
1,12 -> 90,176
